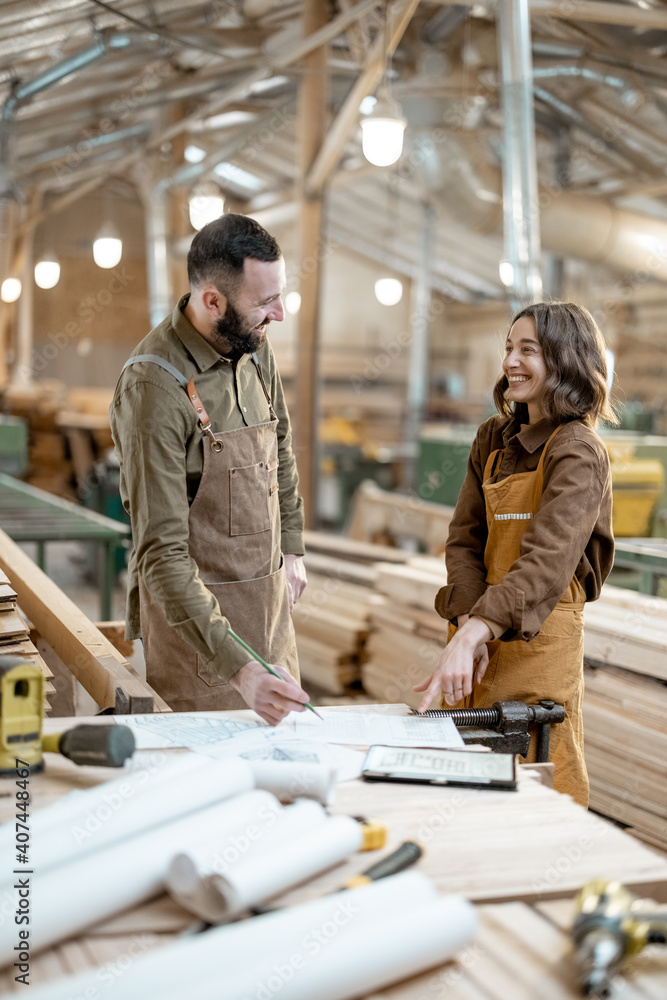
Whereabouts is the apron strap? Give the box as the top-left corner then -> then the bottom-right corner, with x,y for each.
122,352 -> 276,446
483,424 -> 565,486
483,448 -> 504,482
121,354 -> 221,451
252,353 -> 277,421
185,377 -> 222,452
121,354 -> 189,386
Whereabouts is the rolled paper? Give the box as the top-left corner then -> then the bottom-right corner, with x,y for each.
167,798 -> 329,921
189,893 -> 478,1000
0,752 -> 215,877
208,814 -> 364,921
0,771 -> 258,965
167,789 -> 283,897
250,760 -> 337,804
23,871 -> 438,1000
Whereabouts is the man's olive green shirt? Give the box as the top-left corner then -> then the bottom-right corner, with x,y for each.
110,295 -> 305,680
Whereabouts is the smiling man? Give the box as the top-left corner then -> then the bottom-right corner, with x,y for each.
110,214 -> 310,724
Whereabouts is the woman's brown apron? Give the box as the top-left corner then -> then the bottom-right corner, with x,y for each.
123,353 -> 298,712
445,426 -> 589,806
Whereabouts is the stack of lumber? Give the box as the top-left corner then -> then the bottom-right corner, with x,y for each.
296,533 -> 447,705
362,557 -> 447,709
583,663 -> 667,851
584,584 -> 667,681
347,480 -> 455,554
3,380 -> 73,497
0,569 -> 54,713
583,584 -> 667,850
292,553 -> 381,694
292,532 -> 404,694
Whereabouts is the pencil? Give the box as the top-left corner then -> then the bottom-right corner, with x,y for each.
227,628 -> 323,720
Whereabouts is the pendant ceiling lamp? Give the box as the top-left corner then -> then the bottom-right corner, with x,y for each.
189,183 -> 224,231
361,89 -> 406,167
34,258 -> 61,289
360,7 -> 406,168
93,184 -> 123,269
1,277 -> 21,303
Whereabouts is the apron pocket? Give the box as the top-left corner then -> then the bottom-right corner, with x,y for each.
229,463 -> 272,536
537,605 -> 584,640
197,562 -> 296,687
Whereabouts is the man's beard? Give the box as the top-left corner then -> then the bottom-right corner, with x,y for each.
211,300 -> 268,355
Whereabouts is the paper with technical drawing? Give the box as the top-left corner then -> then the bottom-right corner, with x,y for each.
119,712 -> 266,749
118,712 -> 365,781
279,710 -> 464,748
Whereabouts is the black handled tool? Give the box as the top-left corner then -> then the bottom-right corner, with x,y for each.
344,841 -> 423,889
42,724 -> 135,767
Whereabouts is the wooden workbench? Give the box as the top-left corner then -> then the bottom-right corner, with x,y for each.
2,709 -> 667,998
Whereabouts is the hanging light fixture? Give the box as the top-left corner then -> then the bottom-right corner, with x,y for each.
498,260 -> 514,287
285,291 -> 301,315
375,277 -> 403,306
93,225 -> 123,269
361,89 -> 406,167
1,277 -> 21,303
34,258 -> 61,289
93,184 -> 123,269
360,6 -> 406,168
189,182 -> 224,231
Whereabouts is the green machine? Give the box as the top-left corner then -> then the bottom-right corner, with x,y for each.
0,416 -> 28,477
417,425 -> 667,539
416,425 -> 477,508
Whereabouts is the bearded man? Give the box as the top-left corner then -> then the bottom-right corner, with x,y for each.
110,214 -> 310,723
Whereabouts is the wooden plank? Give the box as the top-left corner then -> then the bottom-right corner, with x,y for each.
347,480 -> 455,554
277,772 -> 667,906
0,527 -> 169,712
303,529 -> 411,564
95,621 -> 135,659
375,562 -> 446,611
0,607 -> 29,641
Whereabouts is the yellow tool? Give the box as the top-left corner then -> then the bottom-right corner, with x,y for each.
0,657 -> 44,774
572,879 -> 667,996
0,653 -> 135,772
353,815 -> 388,851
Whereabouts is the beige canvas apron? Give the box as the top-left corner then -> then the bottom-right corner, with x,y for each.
123,353 -> 298,712
445,426 -> 589,806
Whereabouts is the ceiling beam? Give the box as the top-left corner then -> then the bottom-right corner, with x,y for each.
305,0 -> 420,196
428,0 -> 667,31
17,0 -> 380,230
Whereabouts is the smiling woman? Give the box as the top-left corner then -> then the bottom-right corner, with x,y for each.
417,301 -> 618,808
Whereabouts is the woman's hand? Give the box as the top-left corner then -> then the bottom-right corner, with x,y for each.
413,617 -> 493,712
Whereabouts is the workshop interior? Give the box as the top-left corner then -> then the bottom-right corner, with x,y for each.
1,1 -> 667,998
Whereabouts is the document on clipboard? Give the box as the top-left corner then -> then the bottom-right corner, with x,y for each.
362,745 -> 517,790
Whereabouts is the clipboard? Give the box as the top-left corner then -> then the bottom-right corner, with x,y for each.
362,745 -> 517,791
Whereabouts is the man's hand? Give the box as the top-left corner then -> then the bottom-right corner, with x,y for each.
413,617 -> 493,713
229,660 -> 310,725
284,554 -> 307,613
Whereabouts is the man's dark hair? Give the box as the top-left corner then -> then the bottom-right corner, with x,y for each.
187,213 -> 281,297
493,300 -> 618,427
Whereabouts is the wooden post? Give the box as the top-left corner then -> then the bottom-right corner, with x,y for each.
294,0 -> 329,529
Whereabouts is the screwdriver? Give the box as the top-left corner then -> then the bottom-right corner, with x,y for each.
227,628 -> 323,720
343,841 -> 423,888
42,724 -> 135,767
